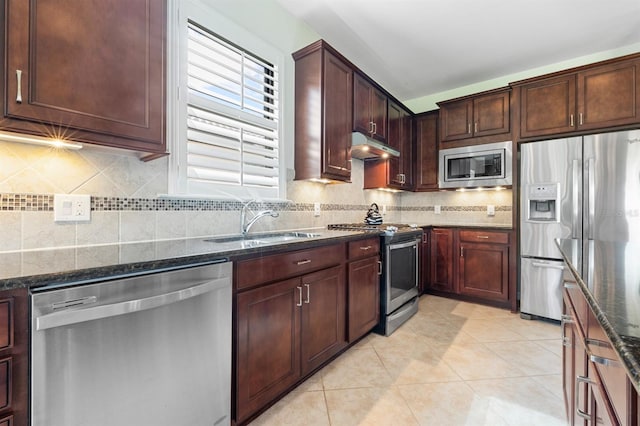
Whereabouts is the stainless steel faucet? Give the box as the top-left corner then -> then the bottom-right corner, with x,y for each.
241,200 -> 279,235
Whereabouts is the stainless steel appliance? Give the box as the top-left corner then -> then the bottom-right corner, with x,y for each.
520,129 -> 640,320
439,141 -> 512,189
328,223 -> 421,335
31,261 -> 232,426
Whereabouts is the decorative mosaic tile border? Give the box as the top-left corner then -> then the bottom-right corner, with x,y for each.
0,193 -> 511,213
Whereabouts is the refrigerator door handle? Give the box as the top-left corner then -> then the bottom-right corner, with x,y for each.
572,159 -> 580,239
587,158 -> 595,240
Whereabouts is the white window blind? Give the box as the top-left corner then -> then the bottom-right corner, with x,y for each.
184,21 -> 280,198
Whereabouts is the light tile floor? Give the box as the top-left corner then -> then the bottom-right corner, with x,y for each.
249,295 -> 565,426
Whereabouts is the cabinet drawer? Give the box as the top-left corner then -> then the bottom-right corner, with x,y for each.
348,238 -> 380,259
236,243 -> 345,290
459,230 -> 509,244
0,357 -> 10,411
0,300 -> 11,351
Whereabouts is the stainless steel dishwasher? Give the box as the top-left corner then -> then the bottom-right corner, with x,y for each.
31,260 -> 232,426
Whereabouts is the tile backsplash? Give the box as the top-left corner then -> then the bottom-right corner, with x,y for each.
0,142 -> 511,252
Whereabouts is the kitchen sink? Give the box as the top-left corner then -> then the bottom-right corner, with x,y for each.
203,232 -> 322,246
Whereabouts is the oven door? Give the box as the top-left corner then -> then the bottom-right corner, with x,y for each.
385,238 -> 419,313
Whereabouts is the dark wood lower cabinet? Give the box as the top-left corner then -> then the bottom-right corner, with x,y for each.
235,249 -> 347,424
0,290 -> 27,426
347,255 -> 380,342
562,266 -> 638,425
425,227 -> 513,309
458,242 -> 509,301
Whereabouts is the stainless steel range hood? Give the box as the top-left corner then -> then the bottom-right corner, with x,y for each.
351,132 -> 400,159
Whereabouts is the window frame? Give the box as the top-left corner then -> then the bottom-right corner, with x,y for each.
167,0 -> 286,201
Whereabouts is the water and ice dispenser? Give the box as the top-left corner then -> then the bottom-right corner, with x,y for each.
526,183 -> 560,222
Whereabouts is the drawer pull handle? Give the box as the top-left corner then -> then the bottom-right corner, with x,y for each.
561,314 -> 574,347
575,375 -> 595,421
16,69 -> 23,103
563,282 -> 578,289
589,354 -> 620,368
377,260 -> 382,276
360,246 -> 372,251
295,259 -> 311,265
296,286 -> 303,307
476,235 -> 489,239
586,338 -> 610,349
304,284 -> 310,304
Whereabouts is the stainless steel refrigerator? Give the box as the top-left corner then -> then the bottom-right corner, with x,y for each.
520,129 -> 640,321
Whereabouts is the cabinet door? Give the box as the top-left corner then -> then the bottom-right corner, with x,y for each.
414,112 -> 439,191
458,242 -> 509,301
353,74 -> 387,142
348,256 -> 380,342
440,100 -> 473,142
353,74 -> 373,135
323,51 -> 353,179
400,108 -> 413,187
473,91 -> 510,137
6,0 -> 165,153
429,228 -> 454,292
577,59 -> 640,130
519,74 -> 577,138
387,101 -> 403,186
236,278 -> 302,423
301,265 -> 347,375
419,230 -> 430,293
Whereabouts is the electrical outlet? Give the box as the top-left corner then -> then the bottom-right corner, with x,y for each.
313,202 -> 321,217
54,194 -> 91,222
487,205 -> 495,216
434,205 -> 441,215
382,205 -> 387,215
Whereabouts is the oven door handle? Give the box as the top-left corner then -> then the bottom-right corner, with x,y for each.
35,277 -> 230,331
388,239 -> 419,250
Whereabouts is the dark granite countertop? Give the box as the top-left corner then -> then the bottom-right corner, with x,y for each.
0,229 -> 368,291
556,238 -> 640,393
417,223 -> 513,230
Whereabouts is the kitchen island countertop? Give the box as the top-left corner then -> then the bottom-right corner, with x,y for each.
557,238 -> 640,393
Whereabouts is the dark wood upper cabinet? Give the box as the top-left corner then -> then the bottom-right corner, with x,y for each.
364,100 -> 412,190
439,88 -> 510,146
515,55 -> 640,140
577,59 -> 640,130
518,74 -> 577,138
414,111 -> 439,191
4,0 -> 166,158
293,41 -> 352,182
353,73 -> 387,143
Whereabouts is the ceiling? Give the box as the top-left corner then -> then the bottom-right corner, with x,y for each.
276,0 -> 640,102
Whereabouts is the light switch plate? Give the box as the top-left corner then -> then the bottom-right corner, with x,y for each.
313,202 -> 321,217
54,194 -> 91,222
487,205 -> 495,216
434,205 -> 441,215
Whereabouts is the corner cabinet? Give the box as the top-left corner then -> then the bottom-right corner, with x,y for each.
4,0 -> 166,158
414,111 -> 439,191
0,290 -> 28,426
234,242 -> 347,424
438,88 -> 511,147
293,41 -> 353,182
425,227 -> 514,309
514,55 -> 640,140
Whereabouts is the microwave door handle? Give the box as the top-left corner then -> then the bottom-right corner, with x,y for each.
35,278 -> 229,331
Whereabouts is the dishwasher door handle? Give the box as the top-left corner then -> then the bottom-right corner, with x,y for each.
35,277 -> 230,331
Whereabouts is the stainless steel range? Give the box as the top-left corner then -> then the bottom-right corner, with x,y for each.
329,223 -> 422,335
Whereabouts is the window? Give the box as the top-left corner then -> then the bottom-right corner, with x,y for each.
169,5 -> 282,200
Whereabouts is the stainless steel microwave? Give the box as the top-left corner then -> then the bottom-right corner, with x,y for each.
438,141 -> 512,189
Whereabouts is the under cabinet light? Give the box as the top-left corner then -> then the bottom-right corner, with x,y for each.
0,131 -> 83,150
